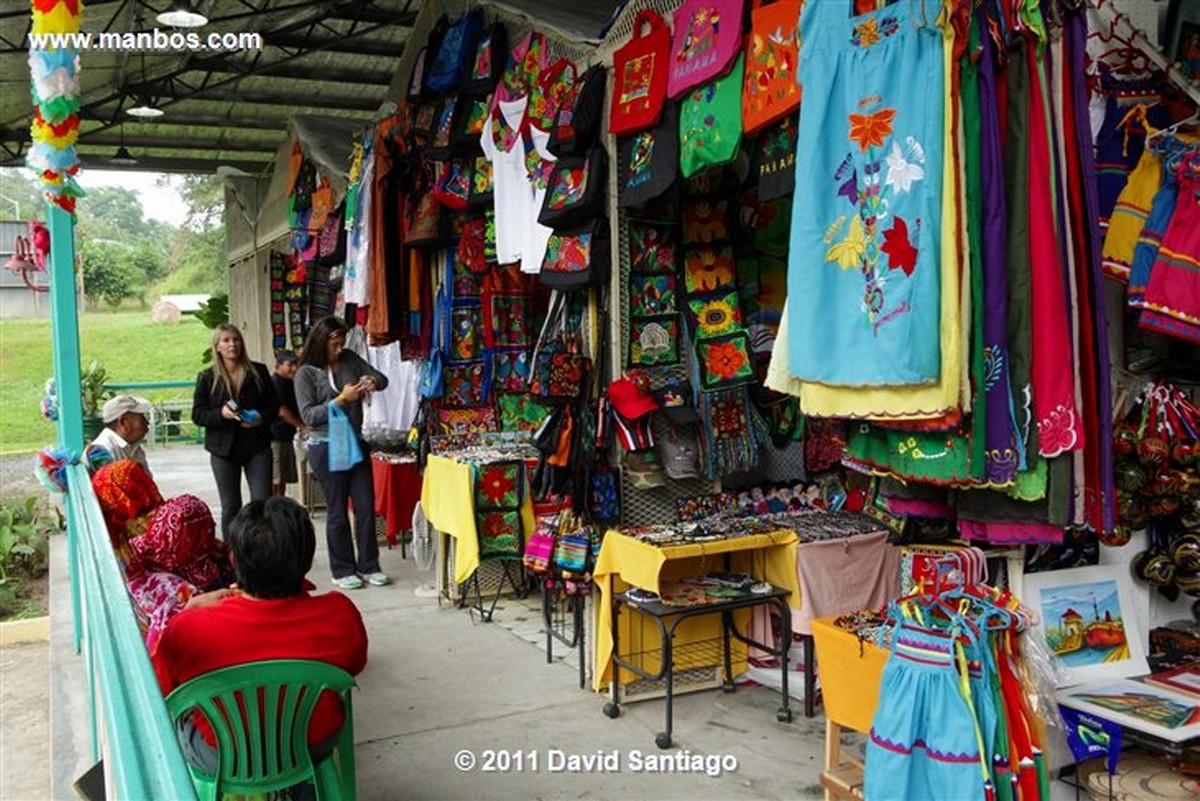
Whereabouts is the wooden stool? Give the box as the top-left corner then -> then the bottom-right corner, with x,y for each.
821,719 -> 865,800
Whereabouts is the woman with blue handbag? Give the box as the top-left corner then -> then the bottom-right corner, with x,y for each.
296,316 -> 390,590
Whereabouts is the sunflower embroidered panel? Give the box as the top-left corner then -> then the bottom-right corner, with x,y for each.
785,0 -> 945,387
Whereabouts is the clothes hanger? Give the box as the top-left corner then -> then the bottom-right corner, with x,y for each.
1147,109 -> 1200,147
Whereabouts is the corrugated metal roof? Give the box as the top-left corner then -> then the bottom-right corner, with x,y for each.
0,0 -> 418,175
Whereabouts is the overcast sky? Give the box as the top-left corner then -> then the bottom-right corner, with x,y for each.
76,169 -> 191,227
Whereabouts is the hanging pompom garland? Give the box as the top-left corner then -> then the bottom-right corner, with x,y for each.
27,0 -> 84,214
36,447 -> 75,493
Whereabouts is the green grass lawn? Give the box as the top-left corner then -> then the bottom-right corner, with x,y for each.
0,311 -> 210,454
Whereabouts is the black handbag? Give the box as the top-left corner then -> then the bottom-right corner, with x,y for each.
617,101 -> 679,210
539,219 -> 611,290
537,145 -> 607,231
547,63 -> 607,158
754,112 -> 798,202
460,20 -> 507,95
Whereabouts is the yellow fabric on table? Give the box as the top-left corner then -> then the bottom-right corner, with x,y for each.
810,615 -> 888,734
592,529 -> 800,692
420,454 -> 536,585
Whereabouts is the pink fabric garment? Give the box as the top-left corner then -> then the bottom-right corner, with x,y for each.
1025,45 -> 1083,458
885,497 -> 954,519
792,530 -> 901,636
958,518 -> 1063,545
128,571 -> 197,656
126,494 -> 223,590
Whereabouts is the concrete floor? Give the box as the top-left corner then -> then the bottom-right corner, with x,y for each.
48,444 -> 833,800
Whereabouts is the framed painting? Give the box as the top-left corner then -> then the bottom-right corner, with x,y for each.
1058,678 -> 1200,743
1023,564 -> 1149,688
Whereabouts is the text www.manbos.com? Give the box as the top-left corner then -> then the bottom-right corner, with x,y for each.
28,29 -> 264,51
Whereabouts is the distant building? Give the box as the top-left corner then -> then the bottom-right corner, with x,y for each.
158,294 -> 211,314
0,219 -> 48,319
1060,607 -> 1084,639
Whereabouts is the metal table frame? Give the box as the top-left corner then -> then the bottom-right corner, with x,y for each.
602,584 -> 793,748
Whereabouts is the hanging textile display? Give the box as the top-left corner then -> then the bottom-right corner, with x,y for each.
741,0 -> 802,135
785,0 -> 946,389
666,0 -> 744,100
269,251 -> 308,356
610,10 -> 671,136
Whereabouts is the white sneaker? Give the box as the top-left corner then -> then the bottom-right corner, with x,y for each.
363,572 -> 391,587
332,575 -> 364,590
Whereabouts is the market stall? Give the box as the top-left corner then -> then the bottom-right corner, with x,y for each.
235,0 -> 1200,791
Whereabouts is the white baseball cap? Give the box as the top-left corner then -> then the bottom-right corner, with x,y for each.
102,395 -> 152,424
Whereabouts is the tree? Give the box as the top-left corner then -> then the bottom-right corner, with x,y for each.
130,238 -> 166,284
159,173 -> 227,294
80,241 -> 138,308
77,186 -> 156,242
0,168 -> 42,221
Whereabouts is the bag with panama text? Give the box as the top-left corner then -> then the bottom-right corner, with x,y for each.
742,0 -> 802,134
609,10 -> 670,136
667,0 -> 745,100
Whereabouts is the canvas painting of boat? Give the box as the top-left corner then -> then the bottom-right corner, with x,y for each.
1024,565 -> 1149,687
1040,580 -> 1129,667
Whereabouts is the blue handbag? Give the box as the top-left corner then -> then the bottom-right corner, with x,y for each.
327,401 -> 364,472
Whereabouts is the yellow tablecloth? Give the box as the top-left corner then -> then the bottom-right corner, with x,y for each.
592,528 -> 800,691
810,615 -> 888,733
420,454 -> 536,585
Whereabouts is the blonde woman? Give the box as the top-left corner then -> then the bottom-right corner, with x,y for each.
191,324 -> 279,537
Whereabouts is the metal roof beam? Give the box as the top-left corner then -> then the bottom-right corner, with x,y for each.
79,133 -> 281,154
264,33 -> 403,56
181,89 -> 384,111
73,155 -> 272,174
202,62 -> 394,85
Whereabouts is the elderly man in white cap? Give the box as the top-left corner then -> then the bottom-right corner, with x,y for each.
88,395 -> 153,474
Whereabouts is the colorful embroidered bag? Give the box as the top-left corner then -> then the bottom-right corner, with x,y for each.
554,523 -> 593,574
433,159 -> 471,211
539,220 -> 611,290
548,63 -> 607,157
424,93 -> 459,161
679,54 -> 745,179
462,20 -> 507,95
742,0 -> 802,134
403,185 -> 445,248
522,514 -> 558,573
468,155 -> 493,210
754,112 -> 798,200
667,0 -> 745,100
610,10 -> 671,136
450,94 -> 490,156
617,101 -> 680,210
538,145 -> 607,230
426,8 -> 483,93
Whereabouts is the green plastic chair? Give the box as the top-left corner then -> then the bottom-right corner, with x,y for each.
164,659 -> 358,801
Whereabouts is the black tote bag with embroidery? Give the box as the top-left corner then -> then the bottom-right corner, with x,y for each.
617,101 -> 679,210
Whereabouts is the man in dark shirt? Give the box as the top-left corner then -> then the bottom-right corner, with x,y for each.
271,351 -> 306,497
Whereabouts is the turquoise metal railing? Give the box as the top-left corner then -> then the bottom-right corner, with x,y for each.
63,463 -> 197,798
46,204 -> 195,796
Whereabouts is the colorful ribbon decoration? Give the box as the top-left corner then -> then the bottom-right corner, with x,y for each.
27,0 -> 84,213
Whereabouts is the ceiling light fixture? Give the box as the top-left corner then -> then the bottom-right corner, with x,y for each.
110,146 -> 139,166
109,124 -> 139,165
126,101 -> 164,118
157,1 -> 208,28
126,51 -> 166,118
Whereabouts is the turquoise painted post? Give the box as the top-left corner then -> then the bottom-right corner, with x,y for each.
45,202 -> 84,654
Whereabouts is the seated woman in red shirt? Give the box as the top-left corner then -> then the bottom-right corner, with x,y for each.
152,496 -> 368,786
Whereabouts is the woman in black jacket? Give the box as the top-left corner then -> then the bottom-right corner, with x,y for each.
192,323 -> 279,537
